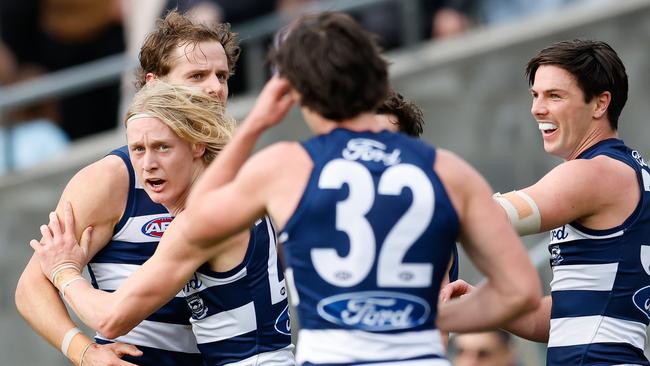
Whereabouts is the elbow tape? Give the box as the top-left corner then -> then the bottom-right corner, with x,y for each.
493,190 -> 541,236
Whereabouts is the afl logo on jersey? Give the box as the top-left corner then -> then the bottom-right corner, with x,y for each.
141,216 -> 172,237
317,291 -> 430,331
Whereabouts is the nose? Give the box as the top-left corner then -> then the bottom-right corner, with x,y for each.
142,151 -> 158,171
531,96 -> 548,118
204,75 -> 227,102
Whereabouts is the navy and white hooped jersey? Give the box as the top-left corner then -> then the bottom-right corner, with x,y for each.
547,139 -> 650,366
88,146 -> 202,366
182,216 -> 294,366
279,129 -> 460,366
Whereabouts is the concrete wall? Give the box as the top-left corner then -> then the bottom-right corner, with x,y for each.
1,0 -> 649,364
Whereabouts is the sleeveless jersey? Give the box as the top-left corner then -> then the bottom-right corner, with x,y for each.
182,216 -> 294,366
280,129 -> 459,366
88,146 -> 202,365
547,139 -> 650,365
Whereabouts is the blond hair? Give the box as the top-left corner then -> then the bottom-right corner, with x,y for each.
126,80 -> 236,164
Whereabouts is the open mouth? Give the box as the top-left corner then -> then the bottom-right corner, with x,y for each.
145,178 -> 166,192
538,122 -> 558,135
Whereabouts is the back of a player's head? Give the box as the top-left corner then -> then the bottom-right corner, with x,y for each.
525,39 -> 628,130
126,80 -> 236,164
453,330 -> 515,366
270,11 -> 389,121
135,10 -> 240,90
376,90 -> 424,137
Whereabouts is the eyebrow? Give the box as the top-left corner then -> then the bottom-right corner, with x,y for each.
529,88 -> 567,94
128,138 -> 171,148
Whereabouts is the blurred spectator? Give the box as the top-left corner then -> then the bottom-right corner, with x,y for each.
452,330 -> 519,366
0,46 -> 69,174
168,0 -> 278,25
0,0 -> 125,140
277,0 -> 474,47
0,41 -> 16,84
475,0 -> 599,26
428,0 -> 473,39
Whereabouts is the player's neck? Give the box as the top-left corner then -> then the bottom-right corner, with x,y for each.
567,126 -> 618,160
305,109 -> 386,135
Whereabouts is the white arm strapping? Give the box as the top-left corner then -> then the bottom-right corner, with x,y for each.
493,190 -> 541,236
60,327 -> 81,356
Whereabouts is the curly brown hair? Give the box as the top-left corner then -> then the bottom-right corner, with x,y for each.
376,90 -> 424,137
135,10 -> 240,90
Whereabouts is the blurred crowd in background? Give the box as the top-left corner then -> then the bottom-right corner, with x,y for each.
0,0 -> 599,174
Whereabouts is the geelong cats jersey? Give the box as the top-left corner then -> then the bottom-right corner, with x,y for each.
280,129 -> 459,366
182,216 -> 294,366
547,139 -> 650,366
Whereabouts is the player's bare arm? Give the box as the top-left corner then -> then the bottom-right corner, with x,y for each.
16,155 -> 138,365
185,141 -> 310,248
32,201 -> 221,339
440,279 -> 552,342
435,149 -> 541,333
497,155 -> 638,235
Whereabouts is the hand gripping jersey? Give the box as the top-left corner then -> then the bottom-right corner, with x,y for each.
87,146 -> 202,365
181,216 -> 294,366
547,139 -> 650,366
280,129 -> 459,366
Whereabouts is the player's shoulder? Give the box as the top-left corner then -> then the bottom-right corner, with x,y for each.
75,154 -> 128,186
552,154 -> 635,187
435,148 -> 494,207
63,154 -> 129,201
435,148 -> 482,185
252,141 -> 310,167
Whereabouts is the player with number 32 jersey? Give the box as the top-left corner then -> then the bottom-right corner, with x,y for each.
280,129 -> 458,366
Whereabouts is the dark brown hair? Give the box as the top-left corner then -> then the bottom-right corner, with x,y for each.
270,12 -> 388,121
526,39 -> 628,130
135,10 -> 240,90
376,90 -> 424,137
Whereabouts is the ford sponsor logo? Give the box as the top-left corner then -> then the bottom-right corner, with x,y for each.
317,291 -> 430,331
633,285 -> 650,319
141,216 -> 173,237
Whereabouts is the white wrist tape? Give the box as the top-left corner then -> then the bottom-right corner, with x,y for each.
493,190 -> 541,236
61,327 -> 82,356
50,262 -> 81,284
60,276 -> 85,299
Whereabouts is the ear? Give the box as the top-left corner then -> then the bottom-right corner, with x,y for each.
593,91 -> 611,120
193,143 -> 206,159
290,89 -> 302,104
145,72 -> 157,84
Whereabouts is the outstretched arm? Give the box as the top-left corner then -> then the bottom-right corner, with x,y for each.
495,157 -> 638,234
